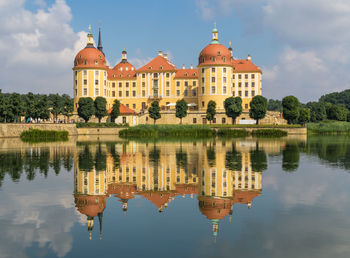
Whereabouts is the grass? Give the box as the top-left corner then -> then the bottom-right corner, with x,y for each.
210,124 -> 302,128
20,129 -> 68,142
119,124 -> 214,138
216,129 -> 249,138
76,122 -> 129,128
251,129 -> 287,137
307,121 -> 350,134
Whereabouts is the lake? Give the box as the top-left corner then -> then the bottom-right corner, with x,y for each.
0,135 -> 350,258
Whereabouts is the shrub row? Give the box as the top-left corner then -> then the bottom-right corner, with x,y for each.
20,129 -> 68,142
210,124 -> 302,128
76,122 -> 129,128
307,121 -> 350,134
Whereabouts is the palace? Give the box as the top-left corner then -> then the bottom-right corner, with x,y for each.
73,25 -> 262,123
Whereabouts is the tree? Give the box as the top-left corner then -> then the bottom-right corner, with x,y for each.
9,93 -> 24,122
206,100 -> 216,124
282,96 -> 300,124
306,101 -> 327,122
36,94 -> 50,120
250,148 -> 267,172
320,89 -> 350,110
249,95 -> 267,124
110,99 -> 120,123
267,99 -> 283,112
282,143 -> 300,172
49,94 -> 64,120
298,108 -> 310,125
0,94 -> 11,122
78,97 -> 95,123
176,99 -> 188,124
62,94 -> 74,121
224,97 -> 242,124
225,144 -> 242,171
78,145 -> 94,172
148,101 -> 161,124
94,96 -> 107,123
326,103 -> 347,121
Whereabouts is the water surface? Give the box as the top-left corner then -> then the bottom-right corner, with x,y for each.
0,136 -> 350,258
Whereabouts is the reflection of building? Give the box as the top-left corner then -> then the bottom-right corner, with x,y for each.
73,141 -> 263,240
73,25 -> 262,123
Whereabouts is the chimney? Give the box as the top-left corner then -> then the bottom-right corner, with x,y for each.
158,51 -> 163,57
247,54 -> 251,61
164,54 -> 168,60
190,64 -> 193,69
182,64 -> 185,69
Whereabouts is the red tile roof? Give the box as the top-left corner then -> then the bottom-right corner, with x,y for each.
108,62 -> 136,80
137,55 -> 176,72
198,43 -> 232,66
174,68 -> 199,79
74,47 -> 108,70
232,59 -> 261,72
107,104 -> 137,115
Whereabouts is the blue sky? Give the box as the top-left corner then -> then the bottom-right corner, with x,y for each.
1,0 -> 350,102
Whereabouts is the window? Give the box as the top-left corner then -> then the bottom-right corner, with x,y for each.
217,51 -> 221,56
126,91 -> 129,97
95,88 -> 99,96
133,91 -> 136,97
252,82 -> 255,87
252,74 -> 255,79
119,91 -> 122,97
245,74 -> 248,79
193,118 -> 197,124
232,91 -> 235,96
95,70 -> 99,76
166,73 -> 170,78
222,117 -> 226,124
202,87 -> 205,94
112,91 -> 115,97
213,118 -> 216,124
211,57 -> 215,62
142,90 -> 146,97
223,86 -> 227,94
245,91 -> 248,97
112,82 -> 116,88
238,74 -> 242,79
193,81 -> 196,86
166,90 -> 170,96
184,89 -> 188,97
232,82 -> 235,87
176,90 -> 180,96
202,68 -> 205,73
239,91 -> 242,97
176,81 -> 180,87
84,79 -> 87,85
142,74 -> 146,78
245,82 -> 248,87
166,81 -> 170,87
252,90 -> 255,96
126,82 -> 129,87
83,88 -> 87,96
142,102 -> 146,109
133,82 -> 136,87
185,81 -> 188,87
211,86 -> 215,94
211,77 -> 215,83
239,82 -> 242,87
153,73 -> 158,78
223,68 -> 226,73
232,74 -> 235,79
123,117 -> 126,123
142,82 -> 145,87
192,89 -> 197,96
133,104 -> 136,109
95,80 -> 99,85
245,104 -> 248,109
211,68 -> 215,73
223,77 -> 227,83
202,78 -> 204,83
202,101 -> 205,107
126,104 -> 129,107
119,82 -> 122,88
83,70 -> 87,76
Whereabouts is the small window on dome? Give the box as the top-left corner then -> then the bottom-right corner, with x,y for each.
126,67 -> 129,71
113,75 -> 115,78
127,74 -> 130,77
120,67 -> 123,71
119,74 -> 122,77
148,66 -> 152,69
84,60 -> 87,65
193,73 -> 196,76
211,57 -> 216,62
95,60 -> 98,65
160,66 -> 163,70
131,67 -> 134,71
218,51 -> 221,56
185,73 -> 188,76
223,57 -> 226,62
99,55 -> 102,60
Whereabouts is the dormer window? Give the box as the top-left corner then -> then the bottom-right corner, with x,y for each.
218,51 -> 221,56
131,67 -> 134,71
119,74 -> 122,77
193,73 -> 196,76
126,67 -> 129,71
95,60 -> 98,65
160,66 -> 163,70
99,55 -> 102,60
84,60 -> 87,65
223,57 -> 226,62
148,66 -> 152,69
185,73 -> 188,76
211,57 -> 216,62
120,67 -> 123,71
113,75 -> 115,78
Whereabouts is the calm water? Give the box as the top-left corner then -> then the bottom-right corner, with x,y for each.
1,136 -> 350,258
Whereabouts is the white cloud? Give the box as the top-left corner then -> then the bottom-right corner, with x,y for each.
0,0 -> 85,95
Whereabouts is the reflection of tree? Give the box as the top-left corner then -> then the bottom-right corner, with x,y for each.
149,144 -> 160,190
207,147 -> 216,167
95,144 -> 106,171
50,155 -> 61,175
78,145 -> 94,172
250,145 -> 267,172
225,144 -> 242,171
63,153 -> 73,172
176,150 -> 188,170
106,143 -> 120,168
282,143 -> 300,172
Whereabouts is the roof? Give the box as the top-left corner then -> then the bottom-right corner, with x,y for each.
174,69 -> 199,79
198,43 -> 232,66
107,104 -> 137,115
74,195 -> 107,217
108,62 -> 137,80
107,183 -> 137,200
74,47 -> 108,70
137,55 -> 176,72
198,196 -> 233,220
140,191 -> 176,209
175,184 -> 199,195
232,59 -> 261,73
233,190 -> 261,204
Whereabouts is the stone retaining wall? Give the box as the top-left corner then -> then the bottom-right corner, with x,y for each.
212,127 -> 307,135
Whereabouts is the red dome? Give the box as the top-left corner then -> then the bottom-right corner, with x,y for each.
198,197 -> 232,220
74,195 -> 107,217
74,47 -> 108,69
198,44 -> 232,66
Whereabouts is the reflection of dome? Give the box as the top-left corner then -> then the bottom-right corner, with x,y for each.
198,196 -> 232,220
198,44 -> 232,66
175,184 -> 198,195
74,195 -> 107,217
141,191 -> 176,212
233,190 -> 261,206
74,47 -> 107,69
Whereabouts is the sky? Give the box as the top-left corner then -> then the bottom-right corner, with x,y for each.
1,0 -> 350,102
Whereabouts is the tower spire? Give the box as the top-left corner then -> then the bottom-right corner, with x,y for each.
211,23 -> 219,44
97,26 -> 104,55
98,212 -> 103,240
86,25 -> 94,48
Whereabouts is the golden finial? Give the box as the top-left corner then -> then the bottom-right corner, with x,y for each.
88,24 -> 91,33
98,20 -> 102,29
214,21 -> 216,28
229,41 -> 232,48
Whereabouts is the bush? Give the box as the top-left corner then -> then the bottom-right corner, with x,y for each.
251,129 -> 287,137
307,121 -> 350,134
210,124 -> 301,128
20,129 -> 68,142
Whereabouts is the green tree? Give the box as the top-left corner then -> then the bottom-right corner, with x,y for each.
282,96 -> 300,124
267,99 -> 283,112
306,101 -> 327,122
206,100 -> 216,124
148,101 -> 161,124
298,108 -> 310,125
225,144 -> 242,171
78,145 -> 94,172
36,94 -> 50,120
249,95 -> 267,124
95,143 -> 106,171
176,149 -> 188,170
62,94 -> 74,121
320,89 -> 350,110
326,103 -> 348,121
9,93 -> 24,122
176,99 -> 188,124
0,94 -> 11,122
250,148 -> 267,172
78,97 -> 95,123
110,99 -> 120,123
224,97 -> 242,124
49,94 -> 64,120
282,143 -> 300,172
94,96 -> 107,123
206,146 -> 216,167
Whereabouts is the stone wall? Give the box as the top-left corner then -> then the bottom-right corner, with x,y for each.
0,124 -> 78,138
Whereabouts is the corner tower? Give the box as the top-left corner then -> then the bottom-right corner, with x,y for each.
198,25 -> 234,111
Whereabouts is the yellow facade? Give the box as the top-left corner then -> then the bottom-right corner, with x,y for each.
73,26 -> 262,116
